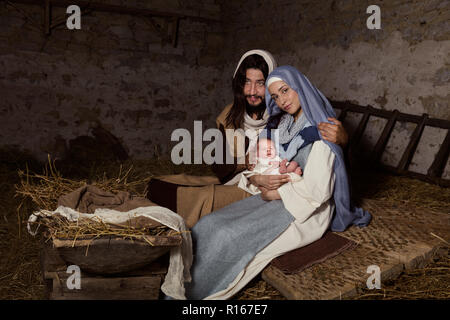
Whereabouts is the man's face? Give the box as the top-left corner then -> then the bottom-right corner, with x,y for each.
243,68 -> 265,107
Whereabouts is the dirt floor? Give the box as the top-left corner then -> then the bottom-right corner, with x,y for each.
0,146 -> 448,300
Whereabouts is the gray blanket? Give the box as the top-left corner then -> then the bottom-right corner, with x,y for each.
183,194 -> 294,299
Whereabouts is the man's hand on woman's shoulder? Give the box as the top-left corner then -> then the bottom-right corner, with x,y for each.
318,117 -> 348,146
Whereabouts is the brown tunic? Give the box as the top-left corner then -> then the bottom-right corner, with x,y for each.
146,103 -> 251,228
211,103 -> 250,183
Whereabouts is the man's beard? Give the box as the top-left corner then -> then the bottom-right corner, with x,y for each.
245,95 -> 266,118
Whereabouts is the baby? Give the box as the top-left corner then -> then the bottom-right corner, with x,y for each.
238,137 -> 303,195
253,137 -> 302,175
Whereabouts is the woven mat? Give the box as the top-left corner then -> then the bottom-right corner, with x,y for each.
270,231 -> 358,274
262,198 -> 450,299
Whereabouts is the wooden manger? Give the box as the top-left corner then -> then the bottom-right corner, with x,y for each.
38,216 -> 183,300
41,239 -> 171,300
53,234 -> 182,274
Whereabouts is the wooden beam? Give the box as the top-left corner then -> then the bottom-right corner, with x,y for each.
350,110 -> 370,148
44,0 -> 50,35
5,0 -> 221,21
171,17 -> 179,48
371,109 -> 399,163
337,106 -> 348,122
397,113 -> 429,173
48,271 -> 162,300
7,0 -> 192,46
427,129 -> 450,178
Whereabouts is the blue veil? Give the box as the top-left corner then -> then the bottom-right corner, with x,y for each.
265,65 -> 371,232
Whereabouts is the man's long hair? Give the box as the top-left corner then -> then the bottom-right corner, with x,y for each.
226,54 -> 269,129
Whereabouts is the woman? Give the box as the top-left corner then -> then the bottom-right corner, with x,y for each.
176,66 -> 371,300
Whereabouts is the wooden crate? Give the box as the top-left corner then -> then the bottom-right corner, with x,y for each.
40,240 -> 169,300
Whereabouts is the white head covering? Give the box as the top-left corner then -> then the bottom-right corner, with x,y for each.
233,49 -> 277,78
266,76 -> 283,88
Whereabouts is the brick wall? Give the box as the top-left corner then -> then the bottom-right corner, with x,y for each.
0,0 -> 228,161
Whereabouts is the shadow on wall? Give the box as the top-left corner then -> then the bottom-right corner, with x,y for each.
36,124 -> 130,178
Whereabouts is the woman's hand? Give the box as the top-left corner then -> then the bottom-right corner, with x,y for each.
318,117 -> 348,146
249,174 -> 290,190
259,186 -> 281,201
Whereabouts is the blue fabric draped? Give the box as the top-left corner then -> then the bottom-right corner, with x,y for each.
264,65 -> 371,232
259,120 -> 320,169
184,195 -> 294,299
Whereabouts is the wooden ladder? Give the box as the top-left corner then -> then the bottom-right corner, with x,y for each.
331,100 -> 450,187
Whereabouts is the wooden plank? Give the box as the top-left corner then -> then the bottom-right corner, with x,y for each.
8,0 -> 221,21
44,0 -> 50,35
349,110 -> 370,148
397,113 -> 428,173
331,101 -> 394,119
371,110 -> 399,163
427,129 -> 450,178
52,234 -> 182,248
40,240 -> 67,272
171,17 -> 179,48
49,272 -> 162,300
337,107 -> 348,122
41,241 -> 169,277
50,235 -> 180,275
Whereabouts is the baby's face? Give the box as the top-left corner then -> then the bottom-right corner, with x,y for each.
257,138 -> 277,159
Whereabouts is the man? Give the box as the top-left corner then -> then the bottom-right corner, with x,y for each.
147,49 -> 348,227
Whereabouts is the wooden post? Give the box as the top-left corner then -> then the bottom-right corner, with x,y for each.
371,109 -> 399,164
171,17 -> 179,48
337,107 -> 348,122
427,129 -> 450,178
397,113 -> 428,173
44,0 -> 51,35
350,109 -> 371,148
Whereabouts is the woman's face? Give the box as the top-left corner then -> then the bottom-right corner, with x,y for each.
268,80 -> 301,117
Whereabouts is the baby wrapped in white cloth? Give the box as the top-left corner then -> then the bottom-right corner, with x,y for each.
238,137 -> 302,194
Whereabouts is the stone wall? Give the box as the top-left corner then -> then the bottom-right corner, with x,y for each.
0,0 -> 227,161
1,0 -> 449,178
221,0 -> 450,177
